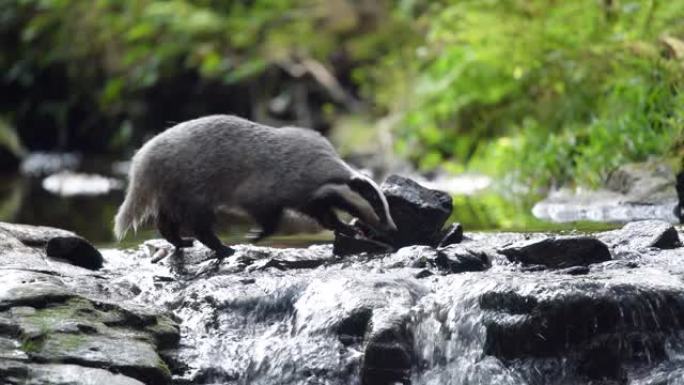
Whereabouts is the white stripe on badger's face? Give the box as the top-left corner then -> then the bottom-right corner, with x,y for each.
348,174 -> 398,233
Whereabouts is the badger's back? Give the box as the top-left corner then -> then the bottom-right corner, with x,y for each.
114,115 -> 352,239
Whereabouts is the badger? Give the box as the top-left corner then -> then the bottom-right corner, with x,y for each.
114,114 -> 397,257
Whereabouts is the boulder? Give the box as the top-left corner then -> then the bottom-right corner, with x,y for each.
381,175 -> 453,248
597,220 -> 681,250
332,175 -> 455,255
480,283 -> 684,382
46,236 -> 103,270
499,236 -> 611,268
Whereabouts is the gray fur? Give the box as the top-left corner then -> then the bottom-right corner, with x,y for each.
114,115 -> 388,242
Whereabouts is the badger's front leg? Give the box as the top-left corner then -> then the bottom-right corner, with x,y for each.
245,206 -> 284,243
301,203 -> 357,237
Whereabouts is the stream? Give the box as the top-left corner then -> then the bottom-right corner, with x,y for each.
1,154 -> 682,385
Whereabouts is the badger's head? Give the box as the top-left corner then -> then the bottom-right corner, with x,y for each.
312,174 -> 397,235
346,175 -> 398,234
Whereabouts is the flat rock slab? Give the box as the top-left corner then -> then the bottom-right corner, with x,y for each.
28,333 -> 170,384
597,220 -> 681,250
0,361 -> 145,385
499,236 -> 612,268
0,223 -> 178,385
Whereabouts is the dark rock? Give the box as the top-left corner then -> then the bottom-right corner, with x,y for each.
361,314 -> 413,385
336,307 -> 373,346
333,233 -> 393,256
381,174 -> 453,248
0,222 -> 103,270
481,284 -> 684,381
437,222 -> 464,247
433,246 -> 491,273
46,236 -> 103,270
499,236 -> 611,268
414,269 -> 433,279
598,220 -> 682,250
191,366 -> 239,383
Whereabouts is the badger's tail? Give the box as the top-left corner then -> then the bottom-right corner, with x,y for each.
114,163 -> 158,241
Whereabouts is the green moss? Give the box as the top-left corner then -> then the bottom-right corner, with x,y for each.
157,356 -> 172,379
20,335 -> 45,353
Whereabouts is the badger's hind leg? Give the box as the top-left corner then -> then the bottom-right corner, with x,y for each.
191,209 -> 235,258
158,211 -> 193,249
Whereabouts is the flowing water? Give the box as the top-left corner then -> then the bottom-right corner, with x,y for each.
100,229 -> 684,385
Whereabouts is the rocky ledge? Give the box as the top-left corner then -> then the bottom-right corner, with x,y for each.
0,217 -> 683,385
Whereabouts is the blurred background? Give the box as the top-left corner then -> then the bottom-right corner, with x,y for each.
0,0 -> 683,245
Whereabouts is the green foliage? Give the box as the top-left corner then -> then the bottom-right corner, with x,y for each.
378,0 -> 684,188
2,0 -> 683,189
1,0 -> 412,150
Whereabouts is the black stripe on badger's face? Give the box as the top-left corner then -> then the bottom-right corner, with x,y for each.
347,176 -> 397,233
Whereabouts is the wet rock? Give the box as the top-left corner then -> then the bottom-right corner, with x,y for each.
414,269 -> 433,279
381,245 -> 437,269
336,307 -> 373,346
381,174 -> 453,248
361,313 -> 413,385
598,220 -> 681,250
0,225 -> 179,385
436,222 -> 464,247
481,283 -> 684,382
332,175 -> 454,254
0,361 -> 145,385
46,236 -> 103,270
333,232 -> 393,256
499,236 -> 611,268
433,245 -> 491,273
27,333 -> 170,384
0,222 -> 103,270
